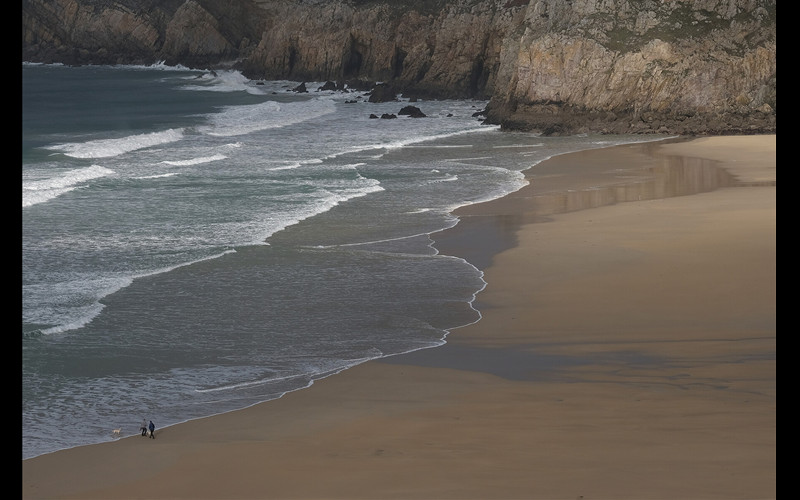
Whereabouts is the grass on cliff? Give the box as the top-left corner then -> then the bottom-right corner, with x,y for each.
602,3 -> 775,56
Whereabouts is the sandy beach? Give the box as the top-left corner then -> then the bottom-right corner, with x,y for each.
22,135 -> 776,500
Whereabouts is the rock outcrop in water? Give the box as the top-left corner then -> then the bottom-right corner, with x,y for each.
22,0 -> 776,135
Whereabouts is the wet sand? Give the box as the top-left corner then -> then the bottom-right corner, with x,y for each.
22,135 -> 776,500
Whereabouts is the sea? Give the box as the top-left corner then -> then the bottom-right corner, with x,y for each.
22,62 -> 664,460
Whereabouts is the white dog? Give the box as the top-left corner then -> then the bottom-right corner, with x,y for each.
112,428 -> 121,437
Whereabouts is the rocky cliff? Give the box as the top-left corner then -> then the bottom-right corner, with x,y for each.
22,0 -> 776,135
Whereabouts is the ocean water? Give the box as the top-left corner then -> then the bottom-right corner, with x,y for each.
22,63 -> 660,459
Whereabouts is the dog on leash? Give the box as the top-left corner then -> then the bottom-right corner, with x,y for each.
112,428 -> 121,437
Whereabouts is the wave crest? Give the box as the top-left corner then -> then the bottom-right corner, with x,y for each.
199,98 -> 337,137
45,128 -> 185,159
23,165 -> 115,207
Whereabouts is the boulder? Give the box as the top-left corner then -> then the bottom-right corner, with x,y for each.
368,83 -> 399,103
398,105 -> 426,118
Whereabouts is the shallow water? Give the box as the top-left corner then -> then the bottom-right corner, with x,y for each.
22,63 -> 666,459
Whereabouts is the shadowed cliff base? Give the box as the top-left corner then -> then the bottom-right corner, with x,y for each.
483,99 -> 777,136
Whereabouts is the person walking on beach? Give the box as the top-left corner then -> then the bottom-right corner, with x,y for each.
148,420 -> 155,439
140,418 -> 148,436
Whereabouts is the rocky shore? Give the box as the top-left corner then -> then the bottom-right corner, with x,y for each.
22,0 -> 776,135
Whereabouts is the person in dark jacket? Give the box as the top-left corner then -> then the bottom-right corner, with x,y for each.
148,420 -> 155,439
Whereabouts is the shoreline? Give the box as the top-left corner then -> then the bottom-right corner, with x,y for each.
22,135 -> 776,499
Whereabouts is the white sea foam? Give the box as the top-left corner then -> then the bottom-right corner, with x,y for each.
135,172 -> 180,179
45,128 -> 185,159
160,154 -> 227,166
194,346 -> 387,395
343,124 -> 499,157
29,247 -> 239,336
22,165 -> 115,207
199,98 -> 338,137
269,161 -> 303,171
444,156 -> 494,162
428,174 -> 459,183
258,180 -> 385,243
267,157 -> 326,171
492,143 -> 544,148
24,272 -> 133,334
38,302 -> 107,335
114,61 -> 194,72
405,144 -> 473,148
181,69 -> 269,95
194,372 -> 310,393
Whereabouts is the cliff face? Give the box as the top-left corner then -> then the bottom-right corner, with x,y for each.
487,0 -> 776,134
21,0 -> 267,67
22,0 -> 776,135
236,0 -> 525,100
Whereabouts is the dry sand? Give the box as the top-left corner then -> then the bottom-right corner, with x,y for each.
22,135 -> 776,500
